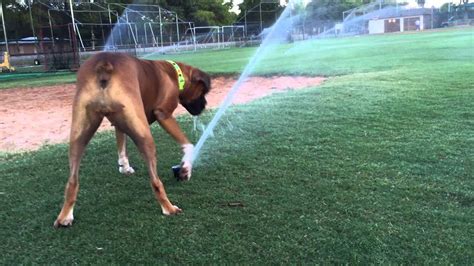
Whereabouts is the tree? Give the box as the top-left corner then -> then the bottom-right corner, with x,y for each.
160,0 -> 236,26
238,0 -> 285,15
192,0 -> 236,25
238,0 -> 262,14
2,0 -> 31,40
2,0 -> 237,42
305,0 -> 362,22
237,0 -> 284,32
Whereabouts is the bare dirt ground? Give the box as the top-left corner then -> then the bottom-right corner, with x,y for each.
0,76 -> 325,152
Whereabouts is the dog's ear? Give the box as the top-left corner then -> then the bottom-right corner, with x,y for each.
191,69 -> 211,94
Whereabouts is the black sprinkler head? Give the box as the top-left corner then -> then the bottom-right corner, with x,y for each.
172,165 -> 181,180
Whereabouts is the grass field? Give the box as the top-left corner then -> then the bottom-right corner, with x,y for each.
1,29 -> 473,263
0,71 -> 77,89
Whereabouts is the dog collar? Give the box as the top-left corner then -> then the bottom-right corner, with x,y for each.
166,60 -> 185,91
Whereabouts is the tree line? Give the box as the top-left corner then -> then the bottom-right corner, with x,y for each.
1,0 -> 238,40
2,0 -> 468,41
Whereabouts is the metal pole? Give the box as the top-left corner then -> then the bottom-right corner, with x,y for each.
244,11 -> 247,37
135,23 -> 138,45
28,0 -> 37,43
75,24 -> 85,50
259,3 -> 263,33
68,24 -> 78,68
431,6 -> 434,29
159,7 -> 163,49
69,0 -> 77,34
176,13 -> 179,46
0,3 -> 8,54
125,8 -> 131,43
217,27 -> 221,48
128,23 -> 137,47
48,10 -> 55,46
107,4 -> 115,48
147,23 -> 157,46
144,23 -> 148,46
221,26 -> 224,44
108,5 -> 113,24
302,11 -> 306,40
192,23 -> 196,51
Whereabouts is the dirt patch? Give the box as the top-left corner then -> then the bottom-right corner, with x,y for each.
0,76 -> 325,152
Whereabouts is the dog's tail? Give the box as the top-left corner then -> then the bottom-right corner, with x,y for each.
95,61 -> 114,89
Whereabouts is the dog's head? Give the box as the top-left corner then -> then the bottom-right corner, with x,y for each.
180,68 -> 211,116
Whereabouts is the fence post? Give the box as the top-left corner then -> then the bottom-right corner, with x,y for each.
0,3 -> 8,54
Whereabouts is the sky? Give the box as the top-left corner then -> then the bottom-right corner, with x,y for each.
227,0 -> 467,14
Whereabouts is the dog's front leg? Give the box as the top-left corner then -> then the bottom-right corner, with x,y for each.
155,114 -> 193,181
115,127 -> 135,175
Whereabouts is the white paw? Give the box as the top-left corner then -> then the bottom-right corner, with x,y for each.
119,165 -> 135,175
179,144 -> 193,181
180,161 -> 192,181
53,208 -> 74,228
118,158 -> 135,175
54,217 -> 74,228
161,205 -> 182,216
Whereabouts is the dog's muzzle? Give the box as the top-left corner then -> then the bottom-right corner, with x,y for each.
182,96 -> 207,116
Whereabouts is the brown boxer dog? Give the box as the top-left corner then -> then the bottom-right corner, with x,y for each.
54,52 -> 210,228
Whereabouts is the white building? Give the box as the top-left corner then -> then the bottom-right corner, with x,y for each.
367,8 -> 435,34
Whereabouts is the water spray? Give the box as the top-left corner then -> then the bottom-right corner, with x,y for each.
171,2 -> 300,179
189,3 -> 297,165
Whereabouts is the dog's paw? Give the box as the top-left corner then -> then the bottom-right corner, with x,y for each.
179,161 -> 192,181
118,158 -> 135,175
53,214 -> 74,228
178,144 -> 193,181
119,165 -> 135,175
161,205 -> 183,216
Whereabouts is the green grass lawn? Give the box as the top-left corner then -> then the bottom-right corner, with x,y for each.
1,29 -> 473,263
0,71 -> 77,89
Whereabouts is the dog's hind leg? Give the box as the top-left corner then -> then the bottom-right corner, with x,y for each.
54,107 -> 103,228
110,111 -> 182,216
115,128 -> 135,175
